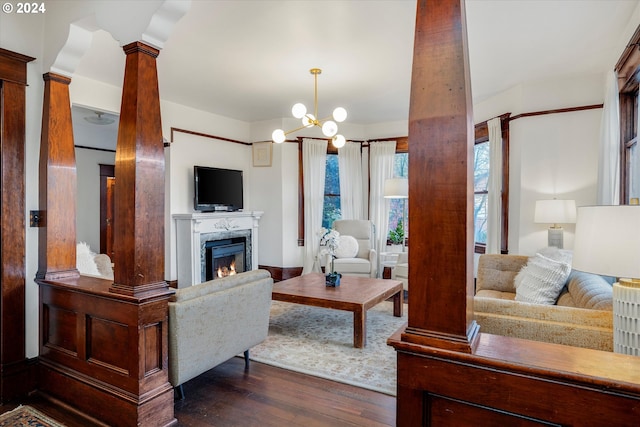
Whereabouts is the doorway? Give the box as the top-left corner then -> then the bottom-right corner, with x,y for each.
99,164 -> 115,258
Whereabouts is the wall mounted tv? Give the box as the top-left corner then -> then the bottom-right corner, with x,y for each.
194,166 -> 243,212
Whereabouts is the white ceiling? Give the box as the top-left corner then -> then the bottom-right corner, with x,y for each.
72,0 -> 639,148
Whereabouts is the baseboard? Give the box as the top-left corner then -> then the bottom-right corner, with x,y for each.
258,265 -> 302,282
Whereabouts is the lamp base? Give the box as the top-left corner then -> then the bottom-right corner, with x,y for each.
547,227 -> 564,249
613,279 -> 640,355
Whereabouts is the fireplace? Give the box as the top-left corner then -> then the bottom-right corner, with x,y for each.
173,211 -> 263,288
204,237 -> 246,280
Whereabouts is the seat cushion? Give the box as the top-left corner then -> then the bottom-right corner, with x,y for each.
332,257 -> 371,274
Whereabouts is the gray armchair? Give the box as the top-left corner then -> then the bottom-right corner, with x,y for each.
329,219 -> 377,278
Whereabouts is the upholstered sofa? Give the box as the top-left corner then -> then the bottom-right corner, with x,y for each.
168,269 -> 273,397
474,254 -> 613,351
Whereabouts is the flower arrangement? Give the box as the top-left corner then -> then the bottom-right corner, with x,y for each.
318,228 -> 341,286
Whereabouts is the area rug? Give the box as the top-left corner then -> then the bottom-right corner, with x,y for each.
0,405 -> 65,427
250,300 -> 407,396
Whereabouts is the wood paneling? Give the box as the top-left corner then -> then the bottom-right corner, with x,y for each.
0,48 -> 34,402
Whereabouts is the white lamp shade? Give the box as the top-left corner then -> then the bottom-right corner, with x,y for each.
272,129 -> 286,143
572,206 -> 640,279
291,103 -> 307,119
383,178 -> 408,199
534,199 -> 576,224
332,134 -> 346,148
322,120 -> 338,137
333,107 -> 347,122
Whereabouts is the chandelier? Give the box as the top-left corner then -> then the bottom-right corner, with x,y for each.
272,68 -> 347,148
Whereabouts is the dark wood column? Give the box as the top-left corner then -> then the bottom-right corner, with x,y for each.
390,1 -> 640,425
404,0 -> 478,352
112,42 -> 166,296
37,73 -> 79,281
0,48 -> 34,402
37,41 -> 175,426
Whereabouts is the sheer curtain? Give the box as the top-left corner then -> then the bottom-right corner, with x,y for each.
338,142 -> 364,219
486,117 -> 502,254
302,138 -> 328,274
597,69 -> 621,205
369,140 -> 397,257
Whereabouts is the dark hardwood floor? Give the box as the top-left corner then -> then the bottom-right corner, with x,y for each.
1,357 -> 396,426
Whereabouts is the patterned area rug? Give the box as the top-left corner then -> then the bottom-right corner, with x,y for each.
0,405 -> 65,427
250,300 -> 408,396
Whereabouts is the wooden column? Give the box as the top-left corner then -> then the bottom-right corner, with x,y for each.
37,73 -> 79,281
112,42 -> 166,297
404,0 -> 478,352
37,41 -> 175,426
390,1 -> 640,425
0,48 -> 34,402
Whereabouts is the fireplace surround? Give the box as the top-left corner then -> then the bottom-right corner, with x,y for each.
174,211 -> 263,287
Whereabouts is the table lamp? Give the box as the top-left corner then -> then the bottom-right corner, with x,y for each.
534,199 -> 576,249
572,205 -> 640,355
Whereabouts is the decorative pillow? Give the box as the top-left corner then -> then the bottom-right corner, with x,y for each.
514,253 -> 572,305
334,235 -> 359,258
76,242 -> 101,276
537,246 -> 573,265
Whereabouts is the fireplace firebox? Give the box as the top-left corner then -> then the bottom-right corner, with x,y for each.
204,237 -> 246,280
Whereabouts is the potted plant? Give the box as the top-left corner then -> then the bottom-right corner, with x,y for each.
388,219 -> 404,251
319,228 -> 342,287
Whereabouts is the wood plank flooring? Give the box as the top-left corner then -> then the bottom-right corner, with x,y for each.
0,357 -> 396,426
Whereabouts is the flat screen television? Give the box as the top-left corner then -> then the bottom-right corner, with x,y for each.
194,166 -> 243,212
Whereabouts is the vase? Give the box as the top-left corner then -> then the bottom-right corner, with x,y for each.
325,272 -> 341,287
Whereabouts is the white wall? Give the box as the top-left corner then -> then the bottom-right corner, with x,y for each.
75,147 -> 116,252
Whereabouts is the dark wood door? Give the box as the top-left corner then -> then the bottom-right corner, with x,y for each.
99,164 -> 115,257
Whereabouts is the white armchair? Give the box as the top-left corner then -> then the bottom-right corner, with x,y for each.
329,219 -> 377,278
392,251 -> 408,291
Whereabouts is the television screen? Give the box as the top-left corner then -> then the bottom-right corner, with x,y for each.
194,166 -> 243,212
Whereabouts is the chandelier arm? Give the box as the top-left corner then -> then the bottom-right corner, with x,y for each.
283,123 -> 310,136
314,71 -> 319,120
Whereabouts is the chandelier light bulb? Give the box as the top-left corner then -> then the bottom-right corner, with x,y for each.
322,120 -> 338,137
333,107 -> 347,123
292,103 -> 307,119
302,114 -> 316,128
332,134 -> 346,148
272,129 -> 286,143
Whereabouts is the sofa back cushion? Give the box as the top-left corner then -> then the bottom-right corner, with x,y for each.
477,254 -> 529,294
557,270 -> 613,310
170,269 -> 272,302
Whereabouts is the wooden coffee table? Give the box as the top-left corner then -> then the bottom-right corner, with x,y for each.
271,273 -> 403,348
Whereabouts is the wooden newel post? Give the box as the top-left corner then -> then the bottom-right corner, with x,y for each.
403,0 -> 479,352
37,72 -> 79,281
112,42 -> 166,296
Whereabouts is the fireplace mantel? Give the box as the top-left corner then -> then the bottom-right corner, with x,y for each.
174,211 -> 263,288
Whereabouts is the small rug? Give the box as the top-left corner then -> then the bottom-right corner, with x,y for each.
0,405 -> 65,427
250,300 -> 407,396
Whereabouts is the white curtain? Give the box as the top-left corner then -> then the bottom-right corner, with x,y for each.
369,140 -> 397,257
302,138 -> 328,274
597,69 -> 621,205
486,118 -> 502,254
338,142 -> 364,219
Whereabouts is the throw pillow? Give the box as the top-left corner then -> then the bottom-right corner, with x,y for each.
514,253 -> 572,305
565,270 -> 613,310
334,235 -> 359,258
537,246 -> 573,265
76,242 -> 101,276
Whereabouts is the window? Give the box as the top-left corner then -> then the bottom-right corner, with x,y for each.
323,153 -> 340,228
473,115 -> 509,254
473,142 -> 489,245
388,153 -> 408,243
